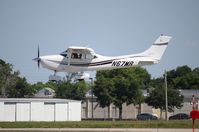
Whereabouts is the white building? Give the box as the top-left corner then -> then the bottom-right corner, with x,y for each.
34,87 -> 55,98
0,98 -> 81,122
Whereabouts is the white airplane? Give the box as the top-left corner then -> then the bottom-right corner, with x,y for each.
33,35 -> 171,79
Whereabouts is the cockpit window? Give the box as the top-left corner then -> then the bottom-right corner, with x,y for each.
60,50 -> 67,57
60,50 -> 98,59
71,53 -> 82,59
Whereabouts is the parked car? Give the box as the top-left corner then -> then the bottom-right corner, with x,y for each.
169,113 -> 190,120
137,113 -> 158,120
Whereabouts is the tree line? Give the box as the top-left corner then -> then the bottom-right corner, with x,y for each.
1,59 -> 199,119
0,59 -> 90,99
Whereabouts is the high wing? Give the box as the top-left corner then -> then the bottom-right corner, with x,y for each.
68,46 -> 95,55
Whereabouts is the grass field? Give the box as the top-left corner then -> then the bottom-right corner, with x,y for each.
0,120 -> 198,128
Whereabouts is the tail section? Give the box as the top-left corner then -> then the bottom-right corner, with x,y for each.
139,35 -> 172,61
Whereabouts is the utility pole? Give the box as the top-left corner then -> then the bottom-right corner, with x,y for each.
89,78 -> 94,119
165,70 -> 168,120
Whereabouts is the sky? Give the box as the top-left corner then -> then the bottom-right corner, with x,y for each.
0,0 -> 199,83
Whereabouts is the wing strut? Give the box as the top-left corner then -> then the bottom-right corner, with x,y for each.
67,49 -> 71,67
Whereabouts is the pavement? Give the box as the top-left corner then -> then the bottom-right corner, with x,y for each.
0,128 -> 198,132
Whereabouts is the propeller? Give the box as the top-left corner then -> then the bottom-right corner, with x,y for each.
33,45 -> 41,68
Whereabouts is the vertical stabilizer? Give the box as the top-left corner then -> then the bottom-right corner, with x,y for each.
139,35 -> 172,61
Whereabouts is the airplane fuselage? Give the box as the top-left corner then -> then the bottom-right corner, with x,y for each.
39,54 -> 157,73
33,35 -> 171,74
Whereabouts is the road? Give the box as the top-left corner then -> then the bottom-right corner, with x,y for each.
0,128 -> 198,132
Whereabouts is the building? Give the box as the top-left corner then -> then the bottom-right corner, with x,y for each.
172,89 -> 199,115
81,89 -> 158,119
0,98 -> 81,122
34,87 -> 55,98
81,89 -> 198,119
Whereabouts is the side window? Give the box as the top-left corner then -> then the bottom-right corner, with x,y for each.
70,52 -> 96,59
78,54 -> 82,59
86,54 -> 93,59
71,53 -> 78,59
71,53 -> 82,59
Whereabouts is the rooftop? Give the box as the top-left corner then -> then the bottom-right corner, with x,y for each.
0,98 -> 81,103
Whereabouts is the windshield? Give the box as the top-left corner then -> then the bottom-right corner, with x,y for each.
60,50 -> 67,57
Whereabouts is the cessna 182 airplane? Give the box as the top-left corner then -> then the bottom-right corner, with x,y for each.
33,35 -> 171,80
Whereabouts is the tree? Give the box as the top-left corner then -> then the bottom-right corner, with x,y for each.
0,59 -> 19,97
56,81 -> 72,99
7,77 -> 35,98
112,76 -> 143,119
0,59 -> 36,97
146,78 -> 184,119
72,80 -> 89,100
167,65 -> 199,89
56,80 -> 89,100
94,76 -> 114,108
145,65 -> 199,118
94,67 -> 149,119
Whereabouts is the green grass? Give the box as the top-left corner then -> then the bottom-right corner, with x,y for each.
0,120 -> 198,128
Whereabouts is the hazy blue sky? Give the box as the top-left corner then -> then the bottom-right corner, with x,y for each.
0,0 -> 199,83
